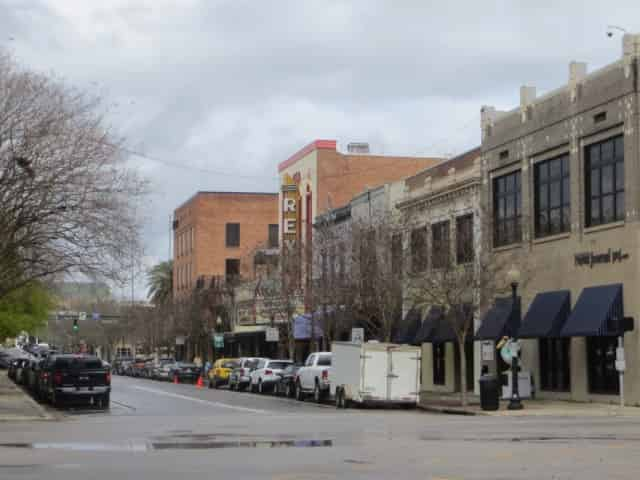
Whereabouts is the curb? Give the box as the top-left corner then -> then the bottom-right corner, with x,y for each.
417,404 -> 486,416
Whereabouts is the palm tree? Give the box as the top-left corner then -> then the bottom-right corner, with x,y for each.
146,261 -> 173,306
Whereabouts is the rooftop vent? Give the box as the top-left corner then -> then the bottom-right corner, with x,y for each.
347,142 -> 370,154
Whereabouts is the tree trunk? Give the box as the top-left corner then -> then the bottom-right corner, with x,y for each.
459,339 -> 468,407
288,315 -> 296,362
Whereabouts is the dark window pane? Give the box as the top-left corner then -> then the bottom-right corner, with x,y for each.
538,211 -> 548,235
562,156 -> 570,175
498,197 -> 505,219
562,206 -> 571,232
539,184 -> 548,209
549,159 -> 561,179
602,165 -> 613,194
550,208 -> 561,234
497,176 -> 505,194
505,174 -> 514,193
562,177 -> 570,205
616,161 -> 624,191
591,199 -> 600,225
614,136 -> 624,162
602,195 -> 614,223
505,195 -> 514,217
550,181 -> 561,208
538,162 -> 548,182
515,192 -> 521,215
590,169 -> 600,197
268,224 -> 279,248
616,192 -> 625,221
589,144 -> 600,166
515,172 -> 521,189
601,140 -> 614,163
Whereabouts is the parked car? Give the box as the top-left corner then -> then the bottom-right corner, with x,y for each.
112,357 -> 133,375
167,362 -> 200,383
274,364 -> 301,398
208,358 -> 239,388
130,358 -> 149,377
295,352 -> 332,403
26,358 -> 48,401
8,358 -> 29,382
142,360 -> 155,379
152,358 -> 175,380
40,355 -> 111,409
250,359 -> 294,394
228,357 -> 267,391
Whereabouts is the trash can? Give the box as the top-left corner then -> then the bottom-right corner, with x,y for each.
479,374 -> 500,411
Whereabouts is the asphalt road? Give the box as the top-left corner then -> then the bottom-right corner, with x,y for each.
1,375 -> 640,479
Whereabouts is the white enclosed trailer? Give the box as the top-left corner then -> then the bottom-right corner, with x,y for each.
330,341 -> 421,408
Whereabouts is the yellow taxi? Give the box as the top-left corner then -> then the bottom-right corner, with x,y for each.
208,358 -> 239,388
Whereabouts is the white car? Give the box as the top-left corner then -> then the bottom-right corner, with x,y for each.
295,352 -> 332,403
229,357 -> 268,391
249,359 -> 294,394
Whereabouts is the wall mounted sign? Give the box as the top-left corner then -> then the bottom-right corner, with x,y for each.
281,173 -> 300,251
574,249 -> 629,268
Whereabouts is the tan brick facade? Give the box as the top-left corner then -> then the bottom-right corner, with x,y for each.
173,192 -> 278,298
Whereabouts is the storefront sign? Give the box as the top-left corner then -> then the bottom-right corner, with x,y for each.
574,249 -> 629,268
351,328 -> 364,344
213,334 -> 224,349
265,327 -> 279,342
481,341 -> 494,361
281,173 -> 300,251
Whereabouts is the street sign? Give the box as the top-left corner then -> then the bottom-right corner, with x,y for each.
266,327 -> 279,342
499,339 -> 520,365
175,336 -> 185,346
213,334 -> 224,349
351,328 -> 364,344
481,341 -> 494,361
92,312 -> 100,321
78,312 -> 87,321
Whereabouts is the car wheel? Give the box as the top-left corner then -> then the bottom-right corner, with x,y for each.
285,382 -> 293,398
314,382 -> 322,404
100,393 -> 110,410
295,381 -> 304,401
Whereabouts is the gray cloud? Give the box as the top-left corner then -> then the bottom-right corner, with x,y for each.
2,0 -> 639,298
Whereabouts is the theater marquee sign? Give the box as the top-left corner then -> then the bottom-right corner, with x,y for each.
574,248 -> 629,268
281,173 -> 300,251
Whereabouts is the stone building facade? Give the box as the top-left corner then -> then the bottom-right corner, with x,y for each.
480,34 -> 640,405
396,148 -> 483,397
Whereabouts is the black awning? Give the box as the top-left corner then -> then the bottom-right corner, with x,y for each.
394,308 -> 421,344
475,296 -> 520,340
430,317 -> 457,343
414,307 -> 441,344
560,284 -> 623,337
518,290 -> 571,338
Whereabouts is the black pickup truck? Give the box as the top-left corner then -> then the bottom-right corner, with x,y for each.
41,354 -> 111,409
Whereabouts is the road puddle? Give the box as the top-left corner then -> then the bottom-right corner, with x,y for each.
0,437 -> 333,452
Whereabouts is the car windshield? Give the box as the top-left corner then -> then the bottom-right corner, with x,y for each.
267,361 -> 292,370
317,355 -> 332,366
244,359 -> 259,369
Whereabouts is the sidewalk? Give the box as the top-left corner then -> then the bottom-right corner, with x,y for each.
0,372 -> 54,421
419,392 -> 640,417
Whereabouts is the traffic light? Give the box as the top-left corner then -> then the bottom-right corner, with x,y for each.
72,318 -> 79,333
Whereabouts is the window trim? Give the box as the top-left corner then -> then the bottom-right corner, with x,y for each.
492,170 -> 522,248
431,220 -> 450,269
533,153 -> 571,238
584,135 -> 625,228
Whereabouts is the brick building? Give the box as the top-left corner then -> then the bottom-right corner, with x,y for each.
173,192 -> 279,298
278,139 -> 442,310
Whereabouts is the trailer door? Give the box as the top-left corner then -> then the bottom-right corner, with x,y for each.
388,348 -> 421,403
362,347 -> 388,401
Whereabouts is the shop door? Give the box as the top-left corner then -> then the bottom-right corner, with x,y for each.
587,336 -> 619,395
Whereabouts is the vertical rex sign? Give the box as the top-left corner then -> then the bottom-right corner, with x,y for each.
281,173 -> 299,251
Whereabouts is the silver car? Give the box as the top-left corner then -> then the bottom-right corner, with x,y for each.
228,357 -> 267,391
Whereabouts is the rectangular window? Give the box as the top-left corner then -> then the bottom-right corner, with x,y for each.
225,258 -> 240,282
456,214 -> 474,264
268,224 -> 279,248
493,171 -> 522,247
534,154 -> 570,237
585,135 -> 624,227
410,227 -> 427,272
432,343 -> 446,385
539,338 -> 571,392
432,221 -> 450,269
587,336 -> 619,395
391,234 -> 403,276
226,223 -> 240,247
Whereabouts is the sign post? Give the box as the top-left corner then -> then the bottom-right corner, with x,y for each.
616,336 -> 625,408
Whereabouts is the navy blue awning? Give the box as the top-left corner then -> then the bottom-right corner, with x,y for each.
430,318 -> 457,343
475,296 -> 520,340
518,290 -> 571,338
560,284 -> 623,337
394,308 -> 421,344
414,307 -> 440,344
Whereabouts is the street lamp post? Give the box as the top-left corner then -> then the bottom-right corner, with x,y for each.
507,267 -> 524,410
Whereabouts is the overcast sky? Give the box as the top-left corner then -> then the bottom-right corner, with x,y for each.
2,0 -> 639,299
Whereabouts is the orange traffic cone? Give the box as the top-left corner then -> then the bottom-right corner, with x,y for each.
173,374 -> 179,384
196,376 -> 203,389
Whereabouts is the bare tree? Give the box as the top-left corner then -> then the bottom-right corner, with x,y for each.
0,50 -> 146,299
